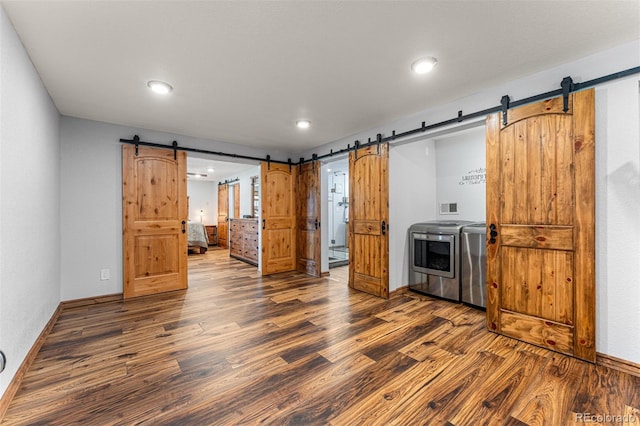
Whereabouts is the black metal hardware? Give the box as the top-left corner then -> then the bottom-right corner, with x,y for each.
312,153 -> 318,163
354,140 -> 360,159
314,218 -> 319,230
381,220 -> 387,235
181,220 -> 186,234
561,76 -> 574,113
421,121 -> 426,131
288,158 -> 292,172
500,95 -> 510,126
457,110 -> 463,122
376,133 -> 382,154
225,216 -> 229,222
391,130 -> 396,140
172,141 -> 178,160
489,224 -> 498,244
134,135 -> 140,156
262,219 -> 266,230
266,155 -> 271,170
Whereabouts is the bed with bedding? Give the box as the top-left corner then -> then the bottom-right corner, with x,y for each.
188,222 -> 209,254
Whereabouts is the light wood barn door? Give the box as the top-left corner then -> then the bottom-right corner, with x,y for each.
349,143 -> 389,299
486,89 -> 595,362
233,183 -> 240,218
296,161 -> 321,276
217,183 -> 229,248
261,162 -> 297,275
122,145 -> 187,298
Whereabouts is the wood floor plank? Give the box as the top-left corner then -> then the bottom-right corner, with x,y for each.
2,250 -> 639,425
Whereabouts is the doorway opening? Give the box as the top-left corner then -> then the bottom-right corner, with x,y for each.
325,158 -> 349,268
186,155 -> 260,270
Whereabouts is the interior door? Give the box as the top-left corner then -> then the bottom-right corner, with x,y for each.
233,183 -> 240,218
296,161 -> 321,276
261,162 -> 297,275
486,89 -> 595,362
122,145 -> 187,298
349,143 -> 389,298
217,183 -> 229,248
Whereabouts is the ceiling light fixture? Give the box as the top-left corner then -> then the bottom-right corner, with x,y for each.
147,80 -> 173,95
411,57 -> 438,74
296,120 -> 311,129
207,168 -> 214,173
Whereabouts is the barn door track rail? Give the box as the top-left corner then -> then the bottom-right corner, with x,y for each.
120,66 -> 639,165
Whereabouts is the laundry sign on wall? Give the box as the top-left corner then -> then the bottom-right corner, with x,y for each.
459,167 -> 486,186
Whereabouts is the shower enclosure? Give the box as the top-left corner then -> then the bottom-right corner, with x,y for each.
328,169 -> 349,268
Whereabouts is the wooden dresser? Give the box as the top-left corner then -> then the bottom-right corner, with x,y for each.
229,218 -> 259,265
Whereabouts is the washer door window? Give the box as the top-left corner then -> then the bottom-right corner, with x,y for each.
412,233 -> 455,279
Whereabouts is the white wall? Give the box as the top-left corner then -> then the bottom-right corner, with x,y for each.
0,8 -> 61,398
187,180 -> 217,224
239,167 -> 260,218
435,127 -> 486,221
60,116 -> 286,301
389,139 -> 437,290
594,77 -> 640,364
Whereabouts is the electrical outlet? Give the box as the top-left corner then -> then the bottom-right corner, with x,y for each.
100,269 -> 110,281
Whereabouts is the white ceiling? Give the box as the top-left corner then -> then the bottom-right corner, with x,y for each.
2,1 -> 639,154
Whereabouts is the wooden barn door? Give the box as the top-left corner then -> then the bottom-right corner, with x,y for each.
261,162 -> 297,275
217,183 -> 229,248
349,143 -> 389,298
233,183 -> 240,218
486,89 -> 595,361
297,162 -> 321,276
122,145 -> 187,298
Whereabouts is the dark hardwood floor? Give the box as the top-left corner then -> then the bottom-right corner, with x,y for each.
3,249 -> 639,425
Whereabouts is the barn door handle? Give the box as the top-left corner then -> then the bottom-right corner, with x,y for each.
489,223 -> 498,244
181,221 -> 186,234
314,218 -> 320,229
225,216 -> 229,222
262,219 -> 266,230
381,220 -> 387,235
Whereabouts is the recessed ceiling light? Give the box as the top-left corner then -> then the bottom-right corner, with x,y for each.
327,168 -> 331,172
411,57 -> 438,74
207,168 -> 214,173
147,80 -> 173,95
296,120 -> 311,129
194,174 -> 201,178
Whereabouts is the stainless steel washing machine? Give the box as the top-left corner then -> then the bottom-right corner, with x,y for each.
408,220 -> 473,302
461,222 -> 487,309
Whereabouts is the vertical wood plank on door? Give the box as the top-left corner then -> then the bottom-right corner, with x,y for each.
572,89 -> 596,361
556,110 -> 575,226
486,113 -> 501,332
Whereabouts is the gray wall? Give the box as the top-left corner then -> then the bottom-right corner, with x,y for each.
0,8 -> 61,397
59,116 -> 289,301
